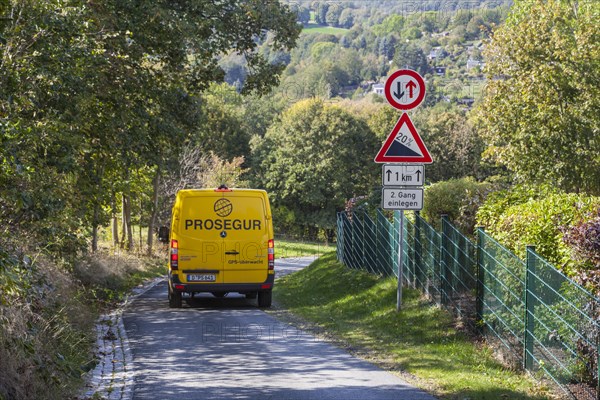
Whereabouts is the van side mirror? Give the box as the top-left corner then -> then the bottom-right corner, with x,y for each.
158,226 -> 170,243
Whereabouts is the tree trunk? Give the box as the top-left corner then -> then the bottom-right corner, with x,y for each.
121,194 -> 133,251
120,195 -> 127,249
126,196 -> 133,251
147,167 -> 161,255
112,192 -> 119,249
91,204 -> 99,252
324,228 -> 335,246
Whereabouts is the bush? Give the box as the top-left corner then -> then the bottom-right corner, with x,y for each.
422,177 -> 493,234
0,249 -> 96,400
475,184 -> 557,233
476,186 -> 600,276
562,210 -> 600,291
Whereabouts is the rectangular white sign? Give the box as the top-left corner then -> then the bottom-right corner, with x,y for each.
382,188 -> 423,210
382,164 -> 424,186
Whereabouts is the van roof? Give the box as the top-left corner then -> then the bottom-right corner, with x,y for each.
176,188 -> 267,196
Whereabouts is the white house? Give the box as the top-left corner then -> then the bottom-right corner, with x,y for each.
372,83 -> 385,95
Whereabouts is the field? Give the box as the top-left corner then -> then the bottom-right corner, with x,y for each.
302,23 -> 349,35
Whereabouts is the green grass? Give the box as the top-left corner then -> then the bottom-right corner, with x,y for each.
302,23 -> 349,35
274,252 -> 554,400
276,238 -> 336,259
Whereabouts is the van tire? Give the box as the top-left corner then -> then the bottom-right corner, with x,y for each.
245,292 -> 257,299
168,287 -> 182,308
257,290 -> 272,308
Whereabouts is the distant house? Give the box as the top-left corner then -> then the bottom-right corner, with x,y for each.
361,81 -> 376,90
427,47 -> 447,62
372,83 -> 385,95
466,58 -> 485,70
457,97 -> 475,107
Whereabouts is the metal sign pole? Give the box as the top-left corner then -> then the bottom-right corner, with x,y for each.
397,210 -> 404,311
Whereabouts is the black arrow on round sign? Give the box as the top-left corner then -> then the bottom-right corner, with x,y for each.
393,82 -> 404,100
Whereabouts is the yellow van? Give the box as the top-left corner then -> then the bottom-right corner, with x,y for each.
164,186 -> 275,308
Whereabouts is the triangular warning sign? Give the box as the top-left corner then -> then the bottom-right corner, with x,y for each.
374,113 -> 432,164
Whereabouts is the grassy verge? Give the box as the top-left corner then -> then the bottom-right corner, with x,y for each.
276,238 -> 336,259
74,250 -> 166,306
0,246 -> 165,400
274,252 -> 555,400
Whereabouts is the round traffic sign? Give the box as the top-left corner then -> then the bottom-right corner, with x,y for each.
384,69 -> 426,111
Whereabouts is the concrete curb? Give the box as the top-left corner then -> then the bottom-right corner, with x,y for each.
82,277 -> 164,400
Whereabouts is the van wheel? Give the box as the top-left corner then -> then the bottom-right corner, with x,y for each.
257,290 -> 272,308
245,292 -> 257,300
168,286 -> 182,308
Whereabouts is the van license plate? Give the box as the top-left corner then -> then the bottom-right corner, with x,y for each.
187,274 -> 216,282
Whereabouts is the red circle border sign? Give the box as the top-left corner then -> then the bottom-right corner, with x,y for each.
384,69 -> 426,111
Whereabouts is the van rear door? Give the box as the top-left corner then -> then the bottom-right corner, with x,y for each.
176,193 -> 225,285
222,192 -> 269,284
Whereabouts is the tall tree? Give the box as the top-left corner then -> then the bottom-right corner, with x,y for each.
252,99 -> 379,238
0,0 -> 301,255
476,0 -> 600,194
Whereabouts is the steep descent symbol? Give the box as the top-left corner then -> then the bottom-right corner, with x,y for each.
214,198 -> 233,217
374,113 -> 432,164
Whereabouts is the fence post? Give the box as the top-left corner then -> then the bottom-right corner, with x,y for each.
524,245 -> 536,371
597,333 -> 600,400
415,211 -> 422,291
375,211 -> 381,275
339,213 -> 345,264
396,210 -> 404,311
349,213 -> 356,269
476,227 -> 485,335
360,211 -> 365,269
336,213 -> 341,262
441,215 -> 450,306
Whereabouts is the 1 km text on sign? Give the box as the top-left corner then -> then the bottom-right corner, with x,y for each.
382,164 -> 424,186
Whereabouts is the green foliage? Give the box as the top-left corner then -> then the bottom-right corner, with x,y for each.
197,83 -> 250,159
310,42 -> 337,61
476,185 -> 558,232
422,177 -> 493,233
0,0 -> 300,257
412,104 -> 485,182
252,99 -> 378,234
372,15 -> 404,36
476,187 -> 600,275
393,42 -> 430,75
476,0 -> 600,195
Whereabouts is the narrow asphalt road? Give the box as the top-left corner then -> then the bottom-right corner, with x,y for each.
122,257 -> 436,400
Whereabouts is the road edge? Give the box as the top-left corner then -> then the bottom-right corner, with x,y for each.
82,276 -> 164,400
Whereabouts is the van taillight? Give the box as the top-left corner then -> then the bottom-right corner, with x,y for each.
171,239 -> 179,270
268,239 -> 274,270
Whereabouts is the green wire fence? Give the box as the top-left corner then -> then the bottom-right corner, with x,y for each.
337,209 -> 600,400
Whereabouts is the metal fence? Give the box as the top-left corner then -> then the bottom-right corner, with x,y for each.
337,209 -> 600,400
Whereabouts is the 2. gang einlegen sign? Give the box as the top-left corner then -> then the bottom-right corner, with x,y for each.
381,188 -> 423,210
